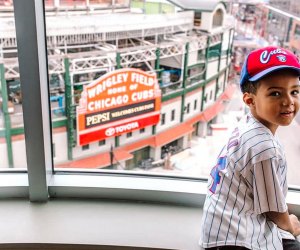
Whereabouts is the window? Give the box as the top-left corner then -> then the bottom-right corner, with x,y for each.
41,1 -> 224,177
0,4 -> 27,171
0,0 -> 299,213
197,50 -> 206,62
5,0 -> 300,207
205,93 -> 208,103
186,103 -> 190,114
294,24 -> 300,39
98,140 -> 105,146
194,100 -> 197,110
161,113 -> 166,125
171,109 -> 175,121
194,12 -> 201,27
213,9 -> 224,27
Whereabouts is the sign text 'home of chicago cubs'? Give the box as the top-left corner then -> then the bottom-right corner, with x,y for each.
77,68 -> 161,145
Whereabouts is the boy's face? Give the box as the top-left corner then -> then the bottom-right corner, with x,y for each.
243,71 -> 300,134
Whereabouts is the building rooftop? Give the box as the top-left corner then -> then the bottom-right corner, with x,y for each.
166,0 -> 224,12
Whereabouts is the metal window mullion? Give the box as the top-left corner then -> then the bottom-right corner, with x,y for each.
13,0 -> 52,201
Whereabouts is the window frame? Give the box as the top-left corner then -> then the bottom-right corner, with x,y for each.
1,0 -> 299,215
98,140 -> 106,146
161,113 -> 166,125
82,144 -> 90,151
171,109 -> 175,121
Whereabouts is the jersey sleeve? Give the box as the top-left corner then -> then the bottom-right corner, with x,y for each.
252,157 -> 288,214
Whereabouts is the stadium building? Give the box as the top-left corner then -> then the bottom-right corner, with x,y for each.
0,0 -> 235,170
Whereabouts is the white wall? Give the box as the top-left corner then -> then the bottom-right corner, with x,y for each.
220,57 -> 228,71
119,126 -> 152,145
222,30 -> 230,51
218,73 -> 225,91
216,73 -> 225,98
200,4 -> 227,33
203,81 -> 216,110
156,98 -> 181,133
160,55 -> 183,69
0,138 -> 27,169
206,60 -> 219,79
52,132 -> 68,163
72,136 -> 115,159
201,12 -> 212,31
188,41 -> 199,66
224,69 -> 229,90
184,89 -> 202,121
12,139 -> 27,168
0,142 -> 9,168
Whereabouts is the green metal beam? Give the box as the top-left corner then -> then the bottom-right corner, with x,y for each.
153,48 -> 161,135
181,42 -> 189,122
161,66 -> 229,103
115,52 -> 122,147
201,37 -> 211,111
116,52 -> 122,69
0,63 -> 14,167
215,33 -> 224,100
286,17 -> 293,43
64,58 -> 74,160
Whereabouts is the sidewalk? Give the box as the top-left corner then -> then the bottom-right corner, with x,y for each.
168,87 -> 245,177
170,110 -> 242,178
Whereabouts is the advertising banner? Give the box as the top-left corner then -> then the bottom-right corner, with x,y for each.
77,68 -> 161,145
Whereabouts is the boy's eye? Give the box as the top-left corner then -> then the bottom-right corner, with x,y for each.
291,90 -> 300,96
270,91 -> 280,96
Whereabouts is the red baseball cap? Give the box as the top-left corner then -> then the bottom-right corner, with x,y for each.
240,46 -> 300,86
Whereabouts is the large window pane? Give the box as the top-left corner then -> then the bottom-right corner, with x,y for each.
39,0 -> 300,190
0,1 -> 27,170
43,0 -> 235,178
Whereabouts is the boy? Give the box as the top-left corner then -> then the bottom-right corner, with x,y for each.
199,46 -> 300,250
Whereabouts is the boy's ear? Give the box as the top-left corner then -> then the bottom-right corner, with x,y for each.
243,92 -> 255,107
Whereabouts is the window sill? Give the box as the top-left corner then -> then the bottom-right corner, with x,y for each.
0,173 -> 29,198
0,198 -> 203,250
1,171 -> 300,215
49,173 -> 208,207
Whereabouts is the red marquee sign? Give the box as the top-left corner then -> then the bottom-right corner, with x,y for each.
77,68 -> 161,145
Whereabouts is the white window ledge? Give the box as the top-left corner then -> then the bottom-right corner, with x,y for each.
0,198 -> 204,250
0,173 -> 299,249
49,173 -> 208,207
0,173 -> 29,198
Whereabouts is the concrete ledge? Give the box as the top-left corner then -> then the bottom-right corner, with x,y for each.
0,243 -> 170,250
0,199 -> 203,250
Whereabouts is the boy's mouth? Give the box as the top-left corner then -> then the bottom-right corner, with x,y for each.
280,110 -> 294,116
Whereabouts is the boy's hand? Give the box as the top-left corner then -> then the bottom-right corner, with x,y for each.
289,214 -> 300,236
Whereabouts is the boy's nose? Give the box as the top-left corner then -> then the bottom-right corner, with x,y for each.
282,95 -> 294,106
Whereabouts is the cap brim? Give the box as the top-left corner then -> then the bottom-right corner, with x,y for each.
249,65 -> 300,82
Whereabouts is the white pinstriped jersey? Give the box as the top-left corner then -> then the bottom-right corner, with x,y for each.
199,113 -> 294,250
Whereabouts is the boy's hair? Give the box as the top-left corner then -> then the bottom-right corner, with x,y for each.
241,69 -> 299,94
239,46 -> 300,88
241,80 -> 259,94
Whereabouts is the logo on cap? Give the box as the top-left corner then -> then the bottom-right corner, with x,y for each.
259,48 -> 287,64
277,55 -> 287,62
